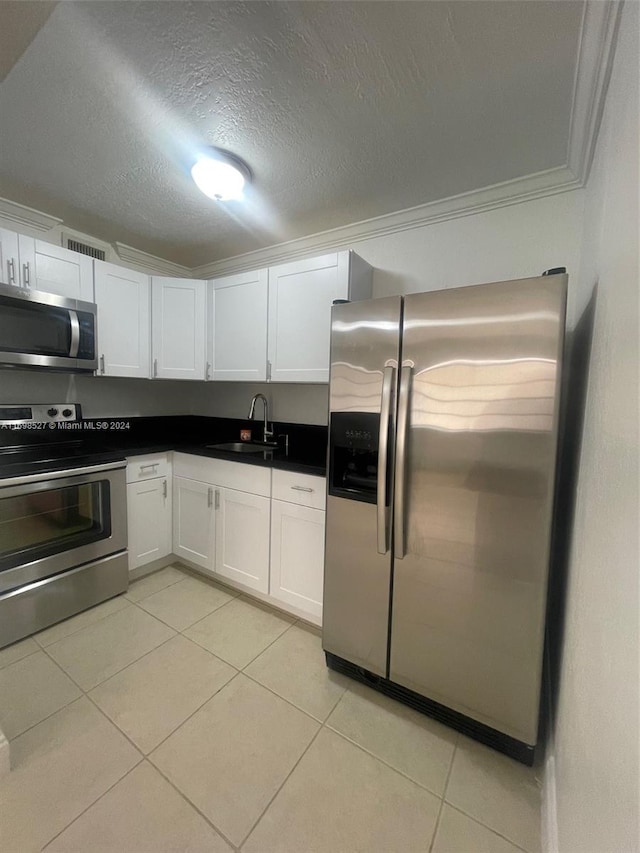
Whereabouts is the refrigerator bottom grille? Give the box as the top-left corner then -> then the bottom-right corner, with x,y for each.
325,652 -> 535,766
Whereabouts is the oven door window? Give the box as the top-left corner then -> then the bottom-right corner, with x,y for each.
0,480 -> 111,573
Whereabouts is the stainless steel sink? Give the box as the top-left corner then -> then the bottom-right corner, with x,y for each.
205,442 -> 273,454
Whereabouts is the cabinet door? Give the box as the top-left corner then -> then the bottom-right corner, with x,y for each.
215,487 -> 270,593
18,236 -> 93,300
172,476 -> 215,570
152,277 -> 206,380
94,261 -> 150,378
267,252 -> 350,383
208,269 -> 268,381
127,478 -> 171,571
0,228 -> 20,287
270,500 -> 325,621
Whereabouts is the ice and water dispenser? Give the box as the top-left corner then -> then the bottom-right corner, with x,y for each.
328,413 -> 388,504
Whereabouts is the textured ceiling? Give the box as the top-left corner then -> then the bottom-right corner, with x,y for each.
0,1 -> 585,265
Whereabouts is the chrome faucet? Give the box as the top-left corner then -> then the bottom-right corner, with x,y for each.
247,393 -> 274,444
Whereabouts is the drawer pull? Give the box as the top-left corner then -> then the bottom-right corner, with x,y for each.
139,463 -> 159,472
291,485 -> 313,493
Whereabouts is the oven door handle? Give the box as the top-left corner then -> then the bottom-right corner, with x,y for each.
0,460 -> 126,488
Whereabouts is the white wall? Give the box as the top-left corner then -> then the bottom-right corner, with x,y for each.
550,6 -> 639,852
0,372 -> 194,418
192,189 -> 585,424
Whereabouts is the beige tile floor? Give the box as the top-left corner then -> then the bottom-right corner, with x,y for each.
0,563 -> 542,853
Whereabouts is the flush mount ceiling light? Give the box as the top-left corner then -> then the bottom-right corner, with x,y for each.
191,149 -> 251,202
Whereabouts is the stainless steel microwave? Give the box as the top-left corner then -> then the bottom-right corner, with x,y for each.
0,283 -> 98,372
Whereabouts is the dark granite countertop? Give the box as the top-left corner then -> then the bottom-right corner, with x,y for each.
0,416 -> 328,478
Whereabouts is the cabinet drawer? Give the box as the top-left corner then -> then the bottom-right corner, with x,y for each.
173,452 -> 270,497
126,453 -> 170,483
272,469 -> 326,510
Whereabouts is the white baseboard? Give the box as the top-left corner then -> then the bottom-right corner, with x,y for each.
543,744 -> 559,853
0,727 -> 10,778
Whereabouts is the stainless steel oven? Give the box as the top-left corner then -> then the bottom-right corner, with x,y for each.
0,283 -> 98,372
0,408 -> 128,648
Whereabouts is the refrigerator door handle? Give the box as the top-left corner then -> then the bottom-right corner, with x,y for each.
394,364 -> 412,559
376,365 -> 395,554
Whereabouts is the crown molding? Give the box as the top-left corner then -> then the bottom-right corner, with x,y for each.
567,1 -> 623,184
193,165 -> 581,278
113,242 -> 191,277
0,196 -> 62,234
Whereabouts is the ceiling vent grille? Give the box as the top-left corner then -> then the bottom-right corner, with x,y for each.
66,238 -> 106,261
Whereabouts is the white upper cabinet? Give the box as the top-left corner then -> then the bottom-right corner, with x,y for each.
17,236 -> 93,301
207,268 -> 268,381
151,277 -> 206,380
0,229 -> 20,287
267,250 -> 372,383
94,261 -> 150,378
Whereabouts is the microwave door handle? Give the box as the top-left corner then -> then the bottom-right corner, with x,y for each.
68,310 -> 80,358
394,364 -> 412,559
376,365 -> 394,555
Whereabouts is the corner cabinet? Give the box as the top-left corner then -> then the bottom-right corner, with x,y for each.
207,269 -> 268,381
267,250 -> 372,383
94,261 -> 150,378
151,277 -> 206,380
126,454 -> 172,572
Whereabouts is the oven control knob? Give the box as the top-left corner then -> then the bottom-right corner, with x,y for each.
47,408 -> 58,417
62,408 -> 73,417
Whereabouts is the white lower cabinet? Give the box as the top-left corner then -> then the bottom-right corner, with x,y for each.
215,487 -> 270,593
270,500 -> 325,621
126,455 -> 172,572
172,476 -> 215,571
165,454 -> 326,622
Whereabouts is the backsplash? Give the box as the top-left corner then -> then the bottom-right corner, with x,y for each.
191,382 -> 329,426
0,371 -> 198,418
0,371 -> 330,425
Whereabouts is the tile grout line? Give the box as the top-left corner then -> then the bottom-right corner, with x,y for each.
237,721 -> 326,850
134,590 -> 238,633
150,757 -> 242,852
33,596 -> 133,650
441,803 -> 534,853
143,669 -> 242,757
427,733 -> 459,853
323,720 -> 454,801
0,646 -> 41,671
40,756 -> 146,851
38,643 -> 149,756
440,738 -> 540,853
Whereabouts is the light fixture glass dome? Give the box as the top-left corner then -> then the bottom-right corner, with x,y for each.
191,150 -> 250,201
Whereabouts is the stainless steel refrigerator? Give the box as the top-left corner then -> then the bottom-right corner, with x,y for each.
322,271 -> 567,764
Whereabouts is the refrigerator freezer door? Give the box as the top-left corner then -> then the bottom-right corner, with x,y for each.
323,296 -> 402,676
390,275 -> 567,744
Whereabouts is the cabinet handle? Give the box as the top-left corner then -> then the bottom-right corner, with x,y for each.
153,358 -> 158,378
291,485 -> 313,493
100,354 -> 105,374
267,360 -> 272,381
7,258 -> 16,285
22,262 -> 30,287
214,489 -> 220,510
139,463 -> 159,472
162,479 -> 167,499
206,362 -> 211,380
207,487 -> 213,508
